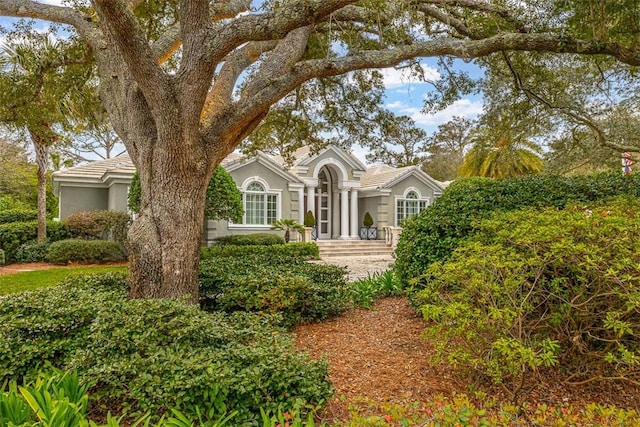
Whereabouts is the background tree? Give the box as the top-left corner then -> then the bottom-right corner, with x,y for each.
458,117 -> 544,179
422,116 -> 474,182
3,1 -> 638,301
0,134 -> 36,210
365,115 -> 428,167
0,32 -> 94,241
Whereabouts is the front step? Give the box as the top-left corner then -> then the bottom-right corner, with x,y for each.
314,240 -> 394,258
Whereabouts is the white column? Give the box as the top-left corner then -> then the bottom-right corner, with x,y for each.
307,185 -> 315,219
340,188 -> 349,239
297,187 -> 304,224
350,188 -> 359,239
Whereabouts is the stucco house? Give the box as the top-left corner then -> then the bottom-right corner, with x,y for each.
52,145 -> 444,243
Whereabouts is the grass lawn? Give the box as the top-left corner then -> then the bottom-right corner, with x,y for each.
0,265 -> 128,295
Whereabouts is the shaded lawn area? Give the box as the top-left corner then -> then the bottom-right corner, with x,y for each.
0,265 -> 128,295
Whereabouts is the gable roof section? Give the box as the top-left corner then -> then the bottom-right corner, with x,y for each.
223,151 -> 303,184
360,164 -> 444,194
277,145 -> 367,173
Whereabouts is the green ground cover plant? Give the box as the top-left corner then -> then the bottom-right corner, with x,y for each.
0,273 -> 333,424
395,171 -> 640,287
411,197 -> 640,400
349,271 -> 402,309
0,265 -> 128,295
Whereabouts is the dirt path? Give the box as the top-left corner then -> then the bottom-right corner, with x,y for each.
294,297 -> 464,422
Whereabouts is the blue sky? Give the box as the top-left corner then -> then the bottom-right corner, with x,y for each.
1,3 -> 486,164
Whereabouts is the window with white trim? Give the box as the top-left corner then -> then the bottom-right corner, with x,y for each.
396,191 -> 428,225
243,181 -> 277,225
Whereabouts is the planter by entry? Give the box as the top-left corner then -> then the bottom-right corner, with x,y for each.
359,227 -> 377,240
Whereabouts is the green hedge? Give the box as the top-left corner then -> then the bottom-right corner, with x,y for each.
0,221 -> 74,263
413,197 -> 640,391
212,233 -> 285,246
395,171 -> 640,286
15,240 -> 51,263
0,249 -> 4,265
201,242 -> 319,261
199,256 -> 348,327
47,239 -> 126,265
0,273 -> 333,424
0,209 -> 38,225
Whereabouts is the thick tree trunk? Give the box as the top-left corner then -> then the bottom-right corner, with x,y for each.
32,139 -> 49,244
126,152 -> 210,304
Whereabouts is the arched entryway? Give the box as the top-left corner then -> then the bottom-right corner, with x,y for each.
305,159 -> 359,240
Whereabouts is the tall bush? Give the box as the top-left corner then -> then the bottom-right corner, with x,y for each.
414,198 -> 640,397
395,172 -> 640,286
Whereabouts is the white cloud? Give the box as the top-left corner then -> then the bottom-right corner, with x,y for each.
380,64 -> 440,89
412,99 -> 484,126
386,98 -> 484,126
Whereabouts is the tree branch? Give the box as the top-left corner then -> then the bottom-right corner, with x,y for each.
0,0 -> 102,46
203,41 -> 277,117
92,0 -> 176,120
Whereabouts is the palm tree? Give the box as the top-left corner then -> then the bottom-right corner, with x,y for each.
458,133 -> 544,179
0,34 -> 97,242
271,219 -> 305,243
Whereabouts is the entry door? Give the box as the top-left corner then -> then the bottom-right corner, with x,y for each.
317,169 -> 331,239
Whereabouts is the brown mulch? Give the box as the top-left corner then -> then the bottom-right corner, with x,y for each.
294,297 -> 640,424
0,261 -> 128,276
294,297 -> 466,422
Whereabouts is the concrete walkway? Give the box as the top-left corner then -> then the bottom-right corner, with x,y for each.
310,254 -> 395,281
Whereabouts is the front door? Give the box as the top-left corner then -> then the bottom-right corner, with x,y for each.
317,168 -> 331,239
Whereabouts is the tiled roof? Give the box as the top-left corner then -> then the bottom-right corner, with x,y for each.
360,164 -> 415,190
53,151 -> 244,181
52,154 -> 135,180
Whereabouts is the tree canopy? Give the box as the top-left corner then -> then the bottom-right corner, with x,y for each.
1,0 -> 638,301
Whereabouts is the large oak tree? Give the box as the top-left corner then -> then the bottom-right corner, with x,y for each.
2,0 -> 638,302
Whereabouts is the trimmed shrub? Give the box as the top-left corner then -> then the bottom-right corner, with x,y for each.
47,239 -> 125,265
363,211 -> 374,228
15,240 -> 51,263
395,171 -> 640,286
0,220 -> 74,263
0,209 -> 37,224
212,233 -> 285,246
64,210 -> 130,245
199,253 -> 348,327
0,273 -> 333,424
0,249 -> 4,265
304,210 -> 315,227
414,198 -> 640,394
202,242 -> 319,261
